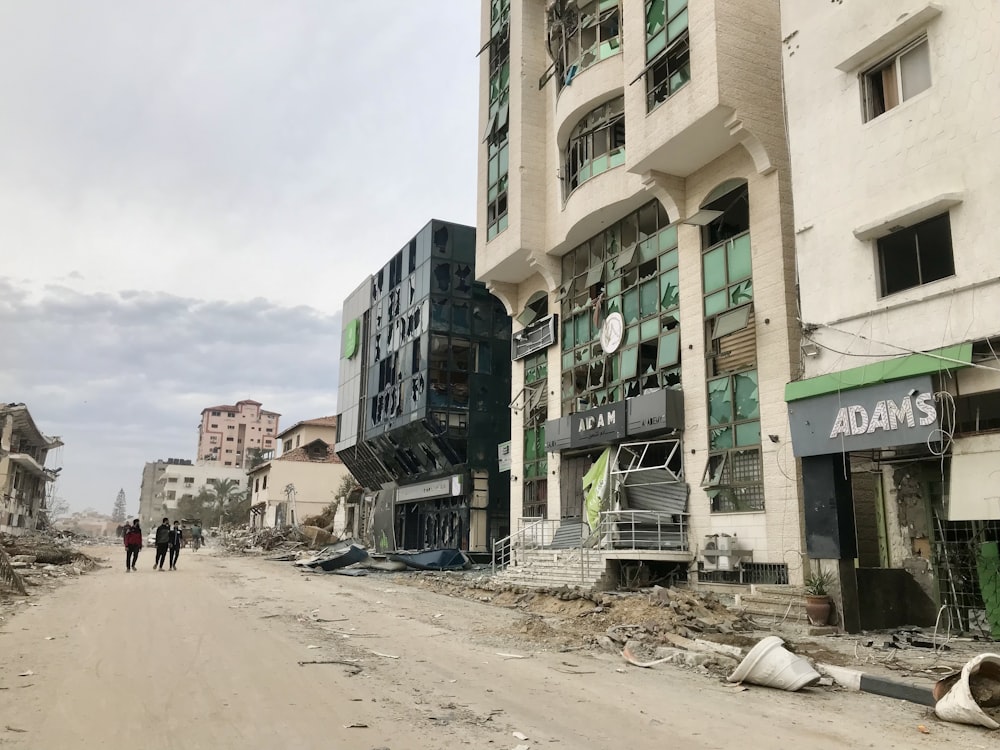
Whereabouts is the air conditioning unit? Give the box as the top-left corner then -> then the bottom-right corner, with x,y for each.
702,533 -> 735,572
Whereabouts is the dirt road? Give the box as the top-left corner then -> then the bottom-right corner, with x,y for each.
0,546 -> 971,748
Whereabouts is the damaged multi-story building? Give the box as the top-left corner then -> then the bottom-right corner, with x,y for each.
478,1 -> 805,587
335,220 -> 512,553
782,0 -> 1000,636
0,403 -> 63,535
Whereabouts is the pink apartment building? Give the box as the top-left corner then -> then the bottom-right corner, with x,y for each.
196,399 -> 281,468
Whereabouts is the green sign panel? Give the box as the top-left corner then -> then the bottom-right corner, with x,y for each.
342,319 -> 360,359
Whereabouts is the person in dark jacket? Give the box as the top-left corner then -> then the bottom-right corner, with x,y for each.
167,520 -> 183,570
154,517 -> 171,570
123,519 -> 142,572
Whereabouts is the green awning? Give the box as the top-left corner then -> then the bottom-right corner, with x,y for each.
784,343 -> 972,402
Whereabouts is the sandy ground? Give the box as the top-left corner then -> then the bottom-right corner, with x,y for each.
0,545 -> 983,749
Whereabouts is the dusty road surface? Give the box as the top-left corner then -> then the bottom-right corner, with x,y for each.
0,546 -> 974,749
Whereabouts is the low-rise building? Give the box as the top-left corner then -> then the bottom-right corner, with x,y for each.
0,404 -> 63,535
154,463 -> 248,517
248,417 -> 351,528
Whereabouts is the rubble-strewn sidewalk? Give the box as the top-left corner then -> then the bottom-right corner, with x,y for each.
0,532 -> 101,616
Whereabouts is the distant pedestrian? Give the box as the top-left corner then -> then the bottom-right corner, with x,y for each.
192,522 -> 203,550
167,520 -> 183,571
124,519 -> 142,572
154,517 -> 170,570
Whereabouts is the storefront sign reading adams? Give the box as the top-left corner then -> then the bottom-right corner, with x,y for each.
788,376 -> 938,457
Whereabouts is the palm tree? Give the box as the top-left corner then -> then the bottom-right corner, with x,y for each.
207,478 -> 242,524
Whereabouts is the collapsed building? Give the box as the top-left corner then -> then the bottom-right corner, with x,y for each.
0,403 -> 63,535
335,220 -> 513,553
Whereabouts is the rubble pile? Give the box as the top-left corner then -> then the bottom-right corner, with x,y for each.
400,574 -> 754,654
0,532 -> 100,598
220,526 -> 310,554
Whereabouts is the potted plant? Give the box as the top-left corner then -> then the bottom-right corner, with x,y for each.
804,570 -> 835,626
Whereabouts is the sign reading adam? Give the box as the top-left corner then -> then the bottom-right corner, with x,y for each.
788,376 -> 938,457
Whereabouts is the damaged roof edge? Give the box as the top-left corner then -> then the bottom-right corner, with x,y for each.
784,343 -> 973,403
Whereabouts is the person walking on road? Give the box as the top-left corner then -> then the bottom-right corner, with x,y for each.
167,520 -> 183,571
124,519 -> 142,572
154,517 -> 170,570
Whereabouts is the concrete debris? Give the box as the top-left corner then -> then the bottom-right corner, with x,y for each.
220,526 -> 319,553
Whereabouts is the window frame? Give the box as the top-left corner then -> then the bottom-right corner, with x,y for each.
876,212 -> 954,297
860,35 -> 931,122
559,200 -> 680,415
643,0 -> 690,112
563,96 -> 626,198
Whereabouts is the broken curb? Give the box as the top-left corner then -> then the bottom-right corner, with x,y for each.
820,664 -> 935,707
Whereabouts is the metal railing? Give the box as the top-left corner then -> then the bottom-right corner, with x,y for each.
597,510 -> 689,552
491,516 -> 561,573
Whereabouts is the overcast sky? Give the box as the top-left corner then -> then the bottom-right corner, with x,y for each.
0,1 -> 480,514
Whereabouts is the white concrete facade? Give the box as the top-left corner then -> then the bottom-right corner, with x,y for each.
781,0 -> 1000,370
154,464 -> 248,516
476,1 -> 805,579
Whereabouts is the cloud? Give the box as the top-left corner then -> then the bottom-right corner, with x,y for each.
0,1 -> 480,310
0,279 -> 342,512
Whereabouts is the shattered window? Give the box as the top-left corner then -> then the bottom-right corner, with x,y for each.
703,181 -> 755,379
486,0 -> 511,241
522,346 -> 548,509
560,201 -> 679,414
703,369 -> 762,512
547,1 -> 622,93
564,96 -> 625,197
643,0 -> 690,111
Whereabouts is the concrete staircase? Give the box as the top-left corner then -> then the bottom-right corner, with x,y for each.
737,585 -> 812,627
494,547 -> 607,590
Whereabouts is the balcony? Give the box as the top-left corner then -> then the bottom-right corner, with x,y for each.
624,0 -> 785,181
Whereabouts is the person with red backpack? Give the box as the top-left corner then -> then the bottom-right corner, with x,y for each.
123,519 -> 143,572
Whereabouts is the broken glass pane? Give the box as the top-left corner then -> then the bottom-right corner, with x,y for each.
728,279 -> 753,307
657,331 -> 680,368
708,376 -> 733,424
575,313 -> 591,344
734,370 -> 759,420
660,268 -> 679,309
727,233 -> 752,280
647,0 -> 666,37
710,427 -> 733,450
606,277 -> 622,297
701,452 -> 728,487
735,420 -> 760,447
452,302 -> 470,333
703,245 -> 726,293
433,263 -> 452,292
638,202 -> 658,240
620,212 -> 638,250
